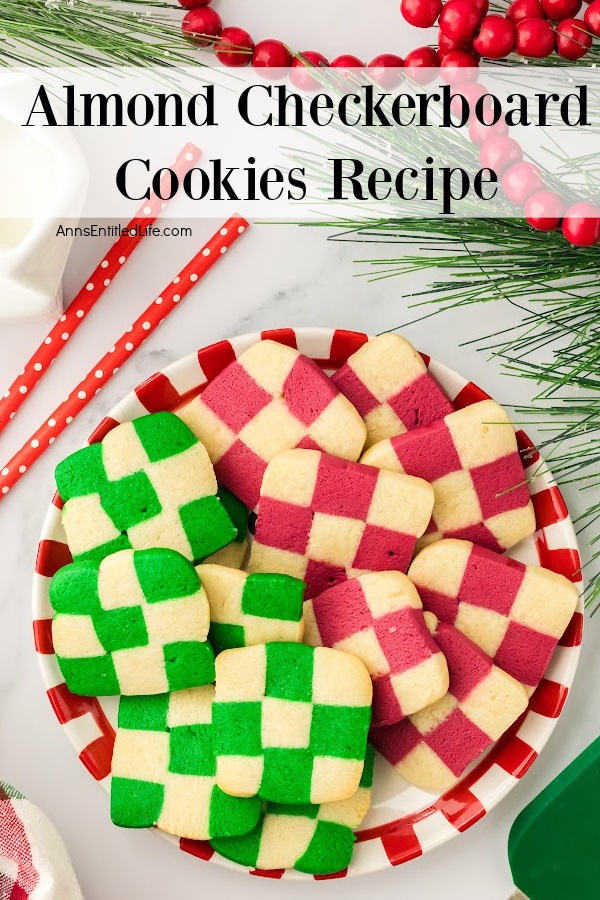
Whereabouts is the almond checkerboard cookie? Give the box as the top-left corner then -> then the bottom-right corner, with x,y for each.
362,400 -> 535,553
370,621 -> 529,792
246,449 -> 434,599
177,340 -> 366,509
111,685 -> 261,840
304,572 -> 449,727
55,412 -> 237,564
196,564 -> 305,653
408,539 -> 578,691
210,744 -> 375,874
213,643 -> 372,805
332,333 -> 454,449
50,548 -> 215,695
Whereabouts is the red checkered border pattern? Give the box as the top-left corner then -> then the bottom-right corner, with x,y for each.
33,328 -> 583,879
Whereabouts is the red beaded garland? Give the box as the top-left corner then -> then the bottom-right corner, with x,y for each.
216,27 -> 254,66
556,17 -> 593,56
562,202 -> 600,246
440,50 -> 480,83
502,162 -> 544,205
507,0 -> 547,22
404,46 -> 440,84
515,18 -> 556,56
182,7 -> 222,44
540,0 -> 582,20
367,54 -> 405,88
469,115 -> 509,145
401,0 -> 443,28
251,39 -> 293,78
177,0 -> 211,8
439,0 -> 484,41
474,15 -> 517,57
524,189 -> 566,230
438,30 -> 474,57
584,0 -> 600,35
480,135 -> 523,173
450,81 -> 486,117
290,51 -> 329,91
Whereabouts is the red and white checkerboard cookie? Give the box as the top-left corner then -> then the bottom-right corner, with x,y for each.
304,572 -> 449,727
247,449 -> 434,599
370,620 -> 529,792
332,333 -> 454,448
178,340 -> 366,509
408,539 -> 578,692
361,399 -> 535,553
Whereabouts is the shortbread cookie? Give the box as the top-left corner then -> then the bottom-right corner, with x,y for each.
211,744 -> 375,874
111,685 -> 261,840
362,400 -> 535,553
408,539 -> 578,690
370,621 -> 529,792
304,572 -> 449,727
203,487 -> 249,568
196,564 -> 305,653
332,333 -> 453,448
178,340 -> 366,509
247,449 -> 434,599
50,548 -> 215,695
213,643 -> 372,804
55,412 -> 237,564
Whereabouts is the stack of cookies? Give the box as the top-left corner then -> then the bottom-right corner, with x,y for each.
49,335 -> 578,875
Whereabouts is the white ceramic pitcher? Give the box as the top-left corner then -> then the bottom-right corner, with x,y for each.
0,72 -> 88,321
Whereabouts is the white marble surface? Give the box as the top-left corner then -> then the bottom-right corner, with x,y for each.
0,3 -> 598,895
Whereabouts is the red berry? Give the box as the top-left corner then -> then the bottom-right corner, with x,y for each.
440,50 -> 480,84
177,0 -> 211,8
450,81 -> 487,118
252,40 -> 293,79
502,162 -> 543,205
401,0 -> 443,28
584,0 -> 600,35
473,15 -> 517,58
480,135 -> 523,173
540,0 -> 581,19
507,0 -> 546,21
472,0 -> 490,14
215,27 -> 254,66
438,29 -> 473,57
439,0 -> 484,41
562,202 -> 600,246
182,7 -> 222,45
515,18 -> 556,56
290,51 -> 329,91
404,46 -> 440,84
556,17 -> 592,57
524,190 -> 566,230
367,54 -> 405,88
469,115 -> 509,145
331,54 -> 364,70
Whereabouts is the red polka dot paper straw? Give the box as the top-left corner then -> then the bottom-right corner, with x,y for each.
0,142 -> 202,434
0,215 -> 249,501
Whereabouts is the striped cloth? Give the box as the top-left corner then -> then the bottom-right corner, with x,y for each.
0,783 -> 82,900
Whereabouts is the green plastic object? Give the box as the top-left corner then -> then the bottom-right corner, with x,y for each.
508,736 -> 600,900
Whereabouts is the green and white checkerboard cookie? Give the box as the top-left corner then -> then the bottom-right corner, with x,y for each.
111,685 -> 262,841
50,548 -> 215,696
210,744 -> 375,874
203,487 -> 249,569
55,412 -> 237,564
196,565 -> 305,653
213,643 -> 373,805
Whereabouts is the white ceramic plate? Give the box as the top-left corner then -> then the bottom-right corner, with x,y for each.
32,327 -> 584,880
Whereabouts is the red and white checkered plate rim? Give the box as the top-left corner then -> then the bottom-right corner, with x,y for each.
32,327 -> 584,880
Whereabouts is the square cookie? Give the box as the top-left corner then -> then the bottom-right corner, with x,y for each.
362,400 -> 535,553
50,548 -> 215,695
177,340 -> 367,509
196,564 -> 305,653
111,685 -> 261,840
247,449 -> 434,599
408,539 -> 578,690
55,412 -> 237,564
210,744 -> 375,874
304,572 -> 449,727
370,621 -> 529,792
332,333 -> 453,448
213,643 -> 372,805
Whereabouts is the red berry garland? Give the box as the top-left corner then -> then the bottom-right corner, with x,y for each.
178,0 -> 600,248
